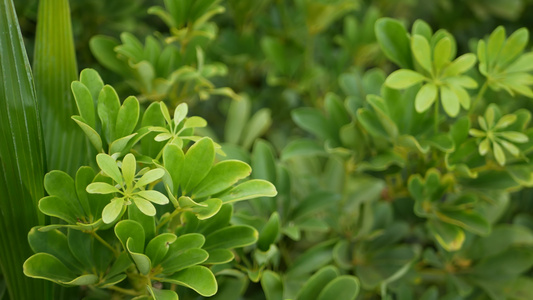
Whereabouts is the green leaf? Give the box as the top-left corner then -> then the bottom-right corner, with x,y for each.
23,253 -> 80,284
499,28 -> 528,67
487,26 -> 505,68
184,116 -> 207,129
292,108 -> 331,141
412,35 -> 432,74
444,54 -> 477,76
225,97 -> 251,145
173,103 -> 188,128
317,276 -> 360,300
148,287 -> 179,300
89,36 -> 131,78
427,219 -> 465,251
297,266 -> 339,300
96,154 -> 123,184
145,233 -> 177,267
499,131 -> 528,143
181,137 -> 215,194
437,210 -> 490,235
133,196 -> 157,216
219,179 -> 277,203
163,144 -> 185,195
135,168 -> 165,189
122,153 -> 136,188
257,212 -> 280,251
281,139 -> 326,160
204,225 -> 258,250
287,240 -> 336,277
115,220 -> 145,253
137,190 -> 169,205
433,37 -> 452,72
34,0 -> 87,176
127,238 -> 151,275
86,182 -> 120,194
160,266 -> 217,297
191,198 -> 223,220
115,96 -> 140,139
415,83 -> 438,113
160,248 -> 209,274
204,249 -> 234,264
98,85 -> 121,143
193,160 -> 251,198
385,70 -> 426,89
375,18 -> 413,69
71,81 -> 96,128
72,115 -> 103,151
27,228 -> 83,273
441,85 -> 460,117
493,141 -> 506,165
261,270 -> 283,300
241,108 -> 272,149
79,68 -> 104,102
0,0 -> 51,297
102,198 -> 125,224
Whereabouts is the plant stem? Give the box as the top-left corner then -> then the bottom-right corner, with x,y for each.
434,96 -> 439,134
90,231 -> 120,257
107,285 -> 141,296
471,81 -> 488,113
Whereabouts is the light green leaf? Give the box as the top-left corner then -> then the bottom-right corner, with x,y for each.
499,28 -> 528,67
23,253 -> 78,284
96,154 -> 123,185
137,190 -> 169,205
487,26 -> 505,67
203,248 -> 234,264
219,180 -> 277,203
241,108 -> 272,149
507,53 -> 533,73
115,220 -> 145,253
444,54 -> 477,77
102,198 -> 125,224
441,85 -> 460,117
184,116 -> 207,129
160,248 -> 208,274
133,196 -> 157,216
499,131 -> 529,143
433,37 -> 452,72
493,141 -> 506,165
122,153 -> 136,188
385,70 -> 426,89
135,168 -> 165,189
173,103 -> 188,128
412,35 -> 432,74
479,138 -> 490,156
500,140 -> 520,156
415,83 -> 438,113
127,238 -> 151,275
86,182 -> 120,194
163,144 -> 185,195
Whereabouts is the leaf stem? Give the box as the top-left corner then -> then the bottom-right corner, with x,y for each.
107,285 -> 141,296
90,231 -> 120,257
434,96 -> 439,134
471,81 -> 488,113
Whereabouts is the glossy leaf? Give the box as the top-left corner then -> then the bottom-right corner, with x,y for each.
161,266 -> 217,296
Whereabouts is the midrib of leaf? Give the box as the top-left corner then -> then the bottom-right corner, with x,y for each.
34,0 -> 88,176
0,0 -> 53,299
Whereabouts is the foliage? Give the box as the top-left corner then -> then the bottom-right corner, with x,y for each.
2,0 -> 533,299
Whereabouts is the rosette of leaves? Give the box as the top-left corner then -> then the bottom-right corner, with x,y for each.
469,104 -> 529,166
148,0 -> 224,45
378,19 -> 478,117
90,32 -> 237,103
87,153 -> 169,224
408,169 -> 490,251
477,26 -> 533,98
419,224 -> 533,299
71,68 -> 146,155
261,266 -> 360,300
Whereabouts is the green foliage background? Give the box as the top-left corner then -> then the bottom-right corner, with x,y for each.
4,0 -> 533,299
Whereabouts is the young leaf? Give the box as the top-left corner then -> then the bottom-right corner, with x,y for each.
219,180 -> 277,203
385,70 -> 426,89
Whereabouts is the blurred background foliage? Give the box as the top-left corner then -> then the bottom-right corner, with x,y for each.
11,0 -> 533,299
